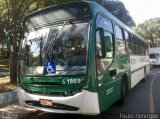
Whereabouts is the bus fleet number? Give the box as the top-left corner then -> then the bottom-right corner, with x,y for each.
62,78 -> 81,85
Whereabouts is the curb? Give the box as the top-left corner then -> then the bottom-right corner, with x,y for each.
0,90 -> 18,107
0,72 -> 10,77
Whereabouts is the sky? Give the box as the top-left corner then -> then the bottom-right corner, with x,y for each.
119,0 -> 160,25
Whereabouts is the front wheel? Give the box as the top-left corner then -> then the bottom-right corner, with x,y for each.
142,66 -> 147,82
142,74 -> 146,82
118,79 -> 127,105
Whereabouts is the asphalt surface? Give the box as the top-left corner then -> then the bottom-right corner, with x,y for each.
1,68 -> 160,119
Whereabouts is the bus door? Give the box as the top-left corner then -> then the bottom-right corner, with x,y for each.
96,14 -> 118,111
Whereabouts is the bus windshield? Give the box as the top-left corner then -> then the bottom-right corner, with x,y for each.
149,53 -> 160,59
21,22 -> 90,76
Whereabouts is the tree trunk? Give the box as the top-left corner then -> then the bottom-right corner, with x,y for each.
10,34 -> 17,84
10,58 -> 17,84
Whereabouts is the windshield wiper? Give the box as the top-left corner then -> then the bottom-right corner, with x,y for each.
39,37 -> 43,65
45,19 -> 70,60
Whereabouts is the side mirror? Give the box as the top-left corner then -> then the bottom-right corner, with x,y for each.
97,28 -> 106,58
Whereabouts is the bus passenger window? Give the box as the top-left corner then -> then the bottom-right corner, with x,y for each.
124,31 -> 132,54
115,25 -> 125,54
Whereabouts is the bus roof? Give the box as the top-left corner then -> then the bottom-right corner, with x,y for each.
24,1 -> 91,29
24,1 -> 90,20
149,47 -> 160,54
24,0 -> 146,44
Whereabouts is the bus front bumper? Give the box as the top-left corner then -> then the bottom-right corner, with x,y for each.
18,87 -> 100,115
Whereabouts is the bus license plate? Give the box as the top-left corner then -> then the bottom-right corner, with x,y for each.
40,99 -> 53,106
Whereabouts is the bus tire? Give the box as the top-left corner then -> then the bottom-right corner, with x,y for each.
142,75 -> 146,82
142,66 -> 147,82
118,78 -> 127,105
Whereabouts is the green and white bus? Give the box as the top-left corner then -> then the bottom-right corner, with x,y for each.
18,1 -> 150,115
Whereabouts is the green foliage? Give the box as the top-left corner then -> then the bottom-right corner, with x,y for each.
97,0 -> 136,27
0,0 -> 38,41
0,0 -> 8,42
134,18 -> 160,47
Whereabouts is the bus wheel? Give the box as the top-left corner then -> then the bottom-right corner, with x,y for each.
142,75 -> 146,82
142,67 -> 147,82
118,79 -> 127,105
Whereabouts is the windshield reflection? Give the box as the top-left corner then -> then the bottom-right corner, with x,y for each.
21,22 -> 90,76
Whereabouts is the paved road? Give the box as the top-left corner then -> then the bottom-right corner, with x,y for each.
1,68 -> 160,119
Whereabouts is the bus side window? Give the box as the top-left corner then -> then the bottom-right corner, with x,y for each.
124,31 -> 132,54
96,14 -> 114,75
130,35 -> 136,54
115,25 -> 125,54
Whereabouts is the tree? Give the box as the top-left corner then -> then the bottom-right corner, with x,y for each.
134,18 -> 160,47
3,0 -> 38,84
0,0 -> 8,42
97,0 -> 136,27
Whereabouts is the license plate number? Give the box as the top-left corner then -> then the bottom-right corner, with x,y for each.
40,99 -> 53,106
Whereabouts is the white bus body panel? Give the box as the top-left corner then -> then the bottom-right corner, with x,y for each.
149,47 -> 160,53
130,55 -> 150,88
18,87 -> 100,115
